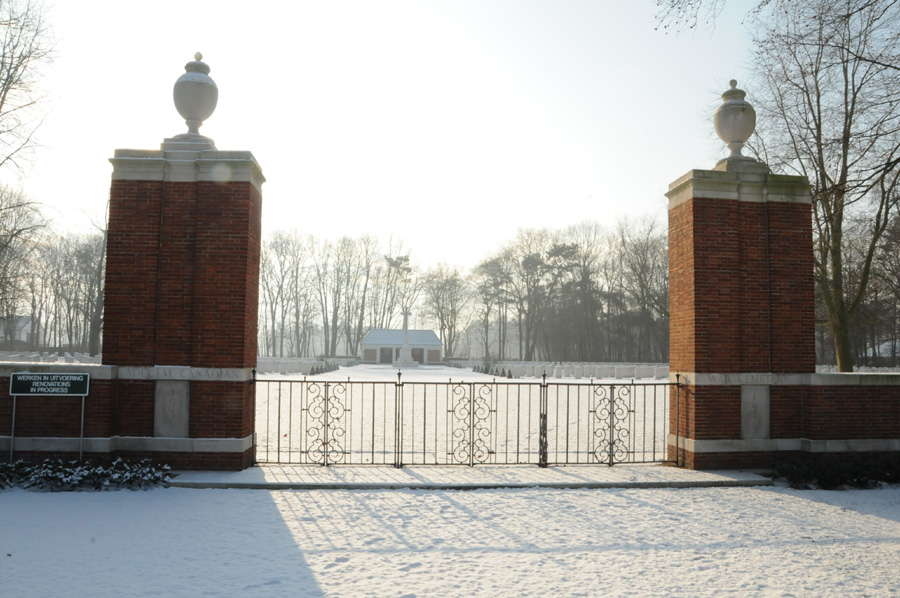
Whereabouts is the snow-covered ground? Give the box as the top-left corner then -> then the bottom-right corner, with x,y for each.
2,482 -> 899,597
257,363 -> 670,383
3,364 -> 897,596
258,363 -> 509,383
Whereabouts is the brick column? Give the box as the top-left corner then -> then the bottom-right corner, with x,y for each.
102,138 -> 264,470
667,159 -> 813,468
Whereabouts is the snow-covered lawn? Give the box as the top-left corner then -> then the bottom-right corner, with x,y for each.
258,363 -> 510,383
257,363 -> 661,383
2,483 -> 899,597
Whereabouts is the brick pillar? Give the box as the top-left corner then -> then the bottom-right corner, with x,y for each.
102,138 -> 264,470
667,159 -> 813,468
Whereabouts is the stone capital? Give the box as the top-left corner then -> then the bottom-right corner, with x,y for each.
110,147 -> 265,192
666,168 -> 810,211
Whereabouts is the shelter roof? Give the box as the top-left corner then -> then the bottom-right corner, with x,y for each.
361,329 -> 442,346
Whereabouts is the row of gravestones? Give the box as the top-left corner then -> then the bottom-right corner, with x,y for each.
0,351 -> 101,364
256,358 -> 359,376
475,363 -> 669,380
815,364 -> 900,373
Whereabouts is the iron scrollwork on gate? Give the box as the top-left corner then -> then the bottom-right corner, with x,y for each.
448,383 -> 494,465
591,384 -> 633,465
305,381 -> 348,464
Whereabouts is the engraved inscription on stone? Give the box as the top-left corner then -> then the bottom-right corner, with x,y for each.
693,372 -> 801,386
154,380 -> 189,437
119,366 -> 246,381
741,385 -> 770,440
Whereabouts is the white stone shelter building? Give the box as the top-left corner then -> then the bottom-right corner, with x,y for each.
360,329 -> 442,364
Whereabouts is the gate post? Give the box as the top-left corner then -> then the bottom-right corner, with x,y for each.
393,372 -> 403,468
102,54 -> 264,470
538,374 -> 548,468
607,384 -> 616,467
667,81 -> 813,469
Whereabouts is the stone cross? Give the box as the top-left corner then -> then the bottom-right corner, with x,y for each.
402,310 -> 411,347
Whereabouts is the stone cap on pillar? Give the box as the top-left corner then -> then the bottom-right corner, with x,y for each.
665,78 -> 812,209
109,53 -> 265,192
666,168 -> 810,210
110,148 -> 266,191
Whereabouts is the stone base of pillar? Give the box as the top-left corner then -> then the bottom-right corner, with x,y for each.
668,372 -> 900,470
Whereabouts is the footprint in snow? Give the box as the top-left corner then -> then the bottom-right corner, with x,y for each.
399,562 -> 422,572
324,556 -> 350,569
241,579 -> 281,591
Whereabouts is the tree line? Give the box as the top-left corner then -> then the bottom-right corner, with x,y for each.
0,188 -> 105,354
256,216 -> 900,367
1,193 -> 898,367
258,219 -> 670,363
0,0 -> 898,370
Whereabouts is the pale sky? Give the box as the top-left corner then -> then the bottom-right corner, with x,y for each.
23,0 -> 752,268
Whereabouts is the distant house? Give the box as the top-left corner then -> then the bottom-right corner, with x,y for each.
360,329 -> 442,364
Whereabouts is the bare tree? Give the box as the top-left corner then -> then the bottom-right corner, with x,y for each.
368,238 -> 411,330
873,214 -> 900,365
287,247 -> 316,358
617,217 -> 669,362
46,235 -> 80,349
473,252 -> 514,362
505,230 -> 551,361
654,0 -> 734,32
311,238 -> 338,357
260,232 -> 423,359
750,0 -> 900,370
0,185 -> 41,345
422,264 -> 472,358
23,232 -> 103,352
656,0 -> 900,65
338,236 -> 375,356
24,248 -> 48,345
495,229 -> 580,361
0,0 -> 54,172
260,231 -> 301,356
76,231 -> 104,355
562,222 -> 607,360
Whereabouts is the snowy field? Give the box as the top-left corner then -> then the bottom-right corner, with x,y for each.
256,363 -> 662,383
2,483 -> 899,596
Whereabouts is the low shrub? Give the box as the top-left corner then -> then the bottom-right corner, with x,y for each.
0,458 -> 170,492
774,455 -> 900,490
0,460 -> 30,489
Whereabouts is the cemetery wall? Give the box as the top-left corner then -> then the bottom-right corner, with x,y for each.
0,366 -> 254,469
670,378 -> 900,469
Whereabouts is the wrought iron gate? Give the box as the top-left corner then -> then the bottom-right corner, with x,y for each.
255,375 -> 677,467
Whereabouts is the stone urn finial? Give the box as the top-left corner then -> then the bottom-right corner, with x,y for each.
714,79 -> 756,160
173,52 -> 218,136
